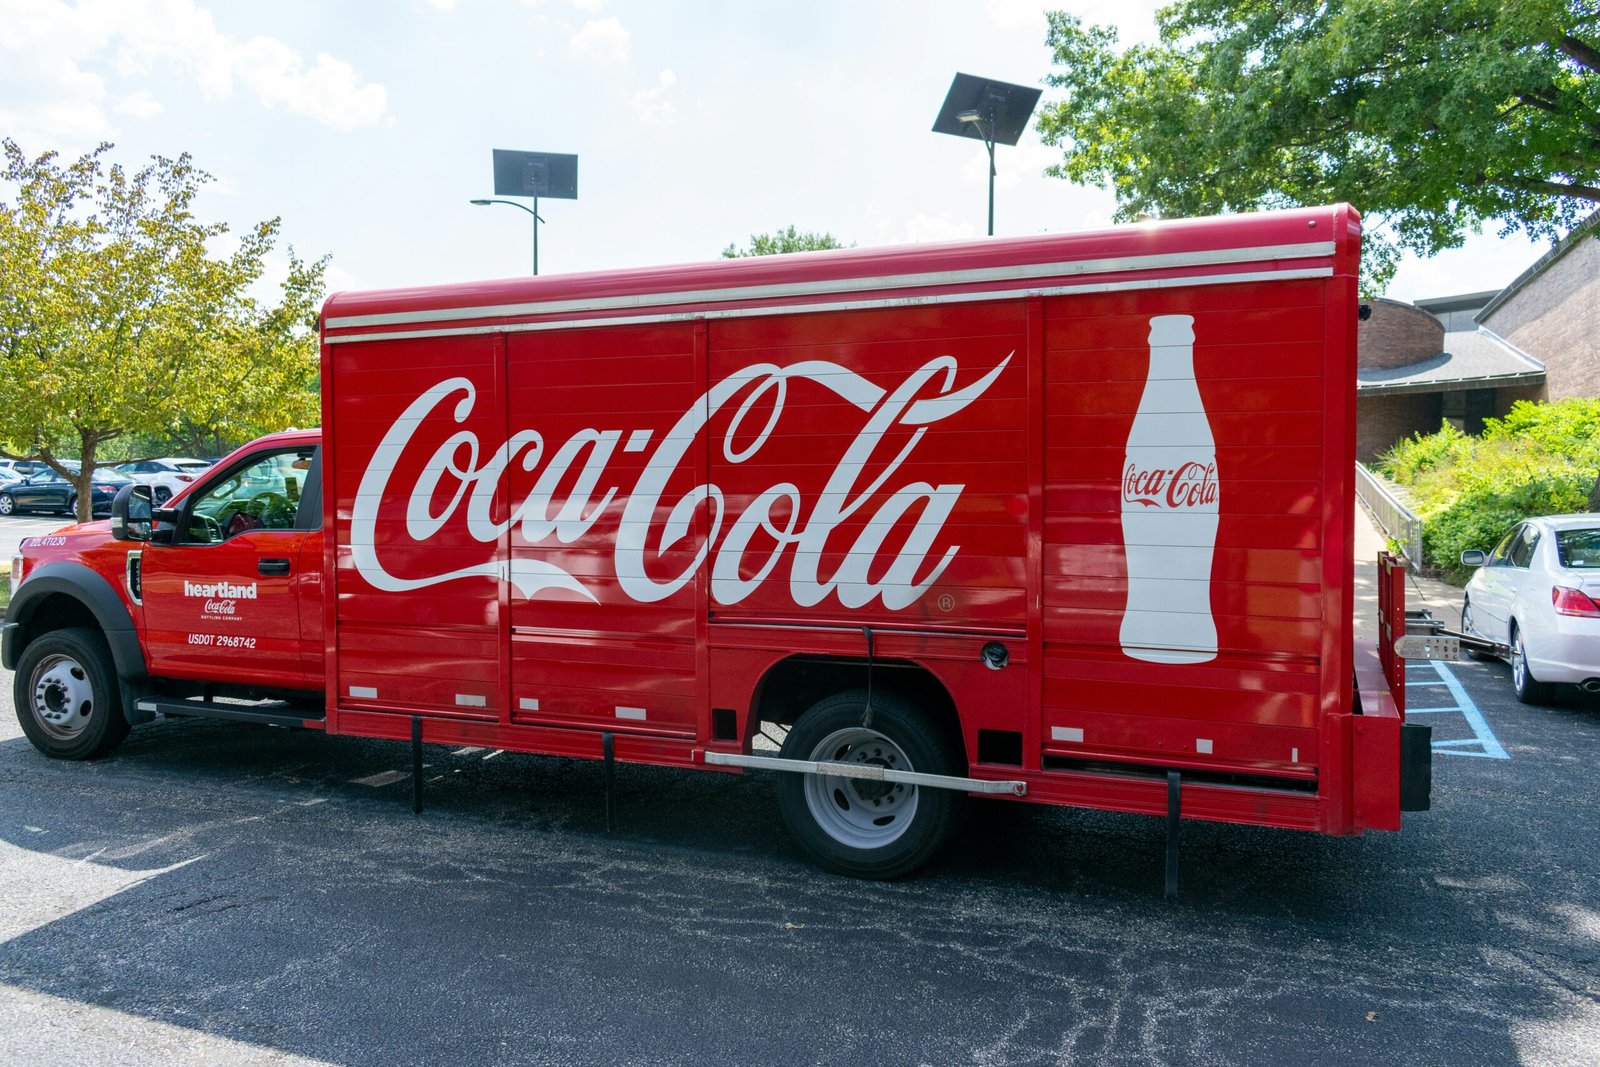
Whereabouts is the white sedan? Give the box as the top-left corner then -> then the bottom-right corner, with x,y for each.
114,457 -> 212,504
1461,514 -> 1600,703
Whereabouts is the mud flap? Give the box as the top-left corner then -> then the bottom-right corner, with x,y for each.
1400,721 -> 1432,812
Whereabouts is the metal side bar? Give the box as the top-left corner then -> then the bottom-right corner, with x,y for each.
702,750 -> 1027,796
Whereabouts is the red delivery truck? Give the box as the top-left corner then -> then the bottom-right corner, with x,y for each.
4,204 -> 1429,879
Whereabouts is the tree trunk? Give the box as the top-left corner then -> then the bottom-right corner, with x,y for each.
75,431 -> 96,523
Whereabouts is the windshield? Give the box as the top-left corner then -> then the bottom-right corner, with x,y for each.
1556,528 -> 1600,569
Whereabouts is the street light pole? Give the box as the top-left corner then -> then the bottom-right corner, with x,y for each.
470,197 -> 546,275
959,109 -> 999,237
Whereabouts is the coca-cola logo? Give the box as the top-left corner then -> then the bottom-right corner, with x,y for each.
349,355 -> 1010,611
1122,461 -> 1218,509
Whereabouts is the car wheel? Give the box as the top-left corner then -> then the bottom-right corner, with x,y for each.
13,627 -> 131,760
154,486 -> 172,504
1461,596 -> 1488,660
63,493 -> 77,517
0,492 -> 13,516
1510,624 -> 1555,705
775,690 -> 965,879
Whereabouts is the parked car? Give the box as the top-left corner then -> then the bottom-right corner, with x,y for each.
0,465 -> 133,518
114,456 -> 213,503
0,459 -> 50,480
1461,513 -> 1600,703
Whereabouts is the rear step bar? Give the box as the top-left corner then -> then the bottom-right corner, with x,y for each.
1394,609 -> 1509,661
133,697 -> 325,730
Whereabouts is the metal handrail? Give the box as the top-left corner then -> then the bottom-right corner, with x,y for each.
1355,462 -> 1422,572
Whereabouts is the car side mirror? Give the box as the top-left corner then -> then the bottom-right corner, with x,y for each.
110,484 -> 152,542
1460,549 -> 1487,568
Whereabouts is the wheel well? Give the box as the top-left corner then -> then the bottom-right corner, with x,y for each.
17,592 -> 99,648
747,655 -> 964,757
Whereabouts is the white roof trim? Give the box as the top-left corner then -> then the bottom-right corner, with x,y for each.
325,265 -> 1334,345
324,241 -> 1336,332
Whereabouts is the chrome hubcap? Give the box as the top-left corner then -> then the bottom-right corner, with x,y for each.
29,654 -> 95,741
802,727 -> 918,850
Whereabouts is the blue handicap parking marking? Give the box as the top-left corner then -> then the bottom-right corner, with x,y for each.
1402,660 -> 1509,760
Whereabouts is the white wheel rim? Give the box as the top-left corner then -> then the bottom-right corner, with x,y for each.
29,653 -> 96,741
801,726 -> 918,850
1513,636 -> 1527,689
0,495 -> 11,514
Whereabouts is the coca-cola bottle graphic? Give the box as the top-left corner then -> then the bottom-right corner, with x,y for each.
1120,315 -> 1219,664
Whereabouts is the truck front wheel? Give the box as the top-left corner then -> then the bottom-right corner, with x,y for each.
14,628 -> 130,760
776,690 -> 964,879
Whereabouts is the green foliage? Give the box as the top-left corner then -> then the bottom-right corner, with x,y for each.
722,225 -> 849,258
1037,1 -> 1600,293
1378,398 -> 1600,578
0,139 -> 326,519
1374,421 -> 1475,482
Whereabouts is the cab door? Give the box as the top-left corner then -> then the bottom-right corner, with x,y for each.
138,443 -> 320,689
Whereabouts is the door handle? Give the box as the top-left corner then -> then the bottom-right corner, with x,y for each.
259,558 -> 292,577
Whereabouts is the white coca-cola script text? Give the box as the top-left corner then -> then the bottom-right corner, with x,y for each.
351,356 -> 1010,610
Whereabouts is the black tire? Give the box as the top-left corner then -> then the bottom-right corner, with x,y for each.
63,493 -> 77,517
1461,596 -> 1488,660
775,689 -> 964,879
1510,624 -> 1555,705
0,492 -> 14,516
153,486 -> 172,504
13,627 -> 131,760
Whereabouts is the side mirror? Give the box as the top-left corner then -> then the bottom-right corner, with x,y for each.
151,506 -> 179,545
109,484 -> 152,542
1460,549 -> 1487,568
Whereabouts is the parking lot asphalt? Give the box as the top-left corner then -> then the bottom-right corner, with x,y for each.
1,515 -> 1597,1065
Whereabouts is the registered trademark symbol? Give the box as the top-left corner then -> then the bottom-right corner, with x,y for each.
938,594 -> 955,612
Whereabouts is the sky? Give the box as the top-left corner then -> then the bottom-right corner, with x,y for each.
0,0 -> 1554,305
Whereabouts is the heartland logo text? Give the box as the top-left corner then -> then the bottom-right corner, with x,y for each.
183,580 -> 258,599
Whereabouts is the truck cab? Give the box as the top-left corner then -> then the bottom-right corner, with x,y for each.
4,430 -> 325,759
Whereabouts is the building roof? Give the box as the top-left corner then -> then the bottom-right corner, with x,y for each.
1356,327 -> 1546,395
1477,209 -> 1600,324
1412,290 -> 1500,314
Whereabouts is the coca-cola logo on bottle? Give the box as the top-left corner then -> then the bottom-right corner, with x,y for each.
1121,460 -> 1219,509
349,355 -> 1011,610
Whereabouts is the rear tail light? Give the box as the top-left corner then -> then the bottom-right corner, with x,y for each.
1552,586 -> 1600,618
94,484 -> 115,492
176,474 -> 195,482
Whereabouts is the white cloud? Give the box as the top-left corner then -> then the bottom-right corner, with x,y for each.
112,89 -> 164,119
0,0 -> 391,139
986,0 -> 1043,32
632,68 -> 677,124
522,0 -> 606,10
421,0 -> 457,9
569,16 -> 630,63
232,40 -> 389,131
962,140 -> 1057,192
903,213 -> 979,244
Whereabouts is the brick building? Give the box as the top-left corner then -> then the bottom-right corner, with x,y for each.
1356,212 -> 1600,461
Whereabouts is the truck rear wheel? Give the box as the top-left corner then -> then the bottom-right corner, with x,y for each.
14,627 -> 130,760
776,690 -> 964,879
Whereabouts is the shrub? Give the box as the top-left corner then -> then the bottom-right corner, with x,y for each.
1375,399 -> 1600,581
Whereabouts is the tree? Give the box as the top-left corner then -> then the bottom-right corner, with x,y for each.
0,140 -> 325,520
722,225 -> 849,258
1036,0 -> 1600,292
